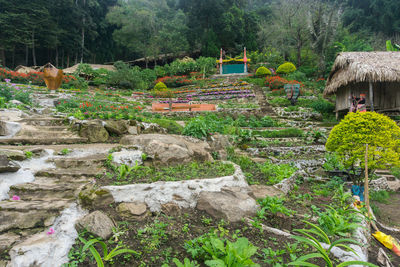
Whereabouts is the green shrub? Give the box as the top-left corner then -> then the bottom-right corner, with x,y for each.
326,112 -> 400,184
276,62 -> 297,74
310,99 -> 335,115
255,66 -> 271,77
154,82 -> 167,91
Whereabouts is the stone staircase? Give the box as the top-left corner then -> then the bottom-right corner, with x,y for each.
0,116 -> 87,145
0,145 -> 112,261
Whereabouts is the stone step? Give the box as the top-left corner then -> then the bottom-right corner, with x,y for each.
15,130 -> 75,138
0,137 -> 88,145
40,126 -> 70,132
35,167 -> 104,178
52,154 -> 107,168
0,200 -> 70,232
9,180 -> 86,201
19,117 -> 65,126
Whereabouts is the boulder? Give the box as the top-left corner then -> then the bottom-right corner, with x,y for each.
161,202 -> 182,216
0,233 -> 20,254
79,121 -> 109,142
112,149 -> 143,166
0,154 -> 20,173
0,149 -> 26,161
104,120 -> 128,136
207,134 -> 231,160
196,187 -> 258,222
127,126 -> 138,135
249,185 -> 284,200
78,184 -> 114,209
138,122 -> 167,134
76,211 -> 115,240
0,120 -> 21,137
120,134 -> 212,166
117,202 -> 148,220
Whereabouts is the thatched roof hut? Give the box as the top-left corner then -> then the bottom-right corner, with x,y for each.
324,52 -> 400,115
63,64 -> 116,74
15,65 -> 37,74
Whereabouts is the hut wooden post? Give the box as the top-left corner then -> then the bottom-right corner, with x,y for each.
369,81 -> 374,111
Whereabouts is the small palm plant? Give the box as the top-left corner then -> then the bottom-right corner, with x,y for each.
79,237 -> 140,267
288,221 -> 378,267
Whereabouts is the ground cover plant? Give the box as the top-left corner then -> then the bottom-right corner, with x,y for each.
100,159 -> 235,185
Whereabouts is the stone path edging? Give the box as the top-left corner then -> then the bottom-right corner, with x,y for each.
103,161 -> 248,212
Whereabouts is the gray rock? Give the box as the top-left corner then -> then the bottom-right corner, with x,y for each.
138,122 -> 167,134
0,120 -> 21,137
79,121 -> 109,142
78,185 -> 114,209
0,149 -> 26,161
117,202 -> 148,220
207,134 -> 231,160
249,185 -> 284,199
104,120 -> 128,136
76,211 -> 115,240
196,187 -> 258,222
370,177 -> 390,191
0,233 -> 20,254
112,149 -> 143,166
0,154 -> 20,173
127,126 -> 138,135
10,100 -> 23,105
120,134 -> 212,166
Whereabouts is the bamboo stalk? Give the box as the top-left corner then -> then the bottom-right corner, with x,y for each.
365,144 -> 371,234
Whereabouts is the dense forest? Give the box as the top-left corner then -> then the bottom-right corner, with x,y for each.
0,0 -> 399,73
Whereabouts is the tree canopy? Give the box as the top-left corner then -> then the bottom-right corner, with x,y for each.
0,0 -> 399,71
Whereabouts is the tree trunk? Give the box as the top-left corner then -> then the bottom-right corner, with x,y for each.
296,28 -> 302,67
55,46 -> 59,67
75,52 -> 78,65
12,47 -> 15,68
145,57 -> 148,68
81,18 -> 85,63
25,44 -> 29,66
67,53 -> 70,68
0,48 -> 5,67
32,29 -> 37,66
62,48 -> 64,68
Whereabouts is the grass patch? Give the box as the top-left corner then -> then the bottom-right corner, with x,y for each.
370,190 -> 391,204
103,161 -> 235,185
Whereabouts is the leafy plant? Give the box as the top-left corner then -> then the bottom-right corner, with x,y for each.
259,161 -> 297,185
288,221 -> 378,267
257,196 -> 294,217
79,237 -> 140,267
323,152 -> 345,172
60,148 -> 71,155
24,151 -> 33,159
317,206 -> 362,237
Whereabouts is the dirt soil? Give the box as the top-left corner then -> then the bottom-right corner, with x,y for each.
72,205 -> 327,267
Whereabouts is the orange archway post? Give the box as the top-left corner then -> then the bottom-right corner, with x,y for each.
43,63 -> 63,90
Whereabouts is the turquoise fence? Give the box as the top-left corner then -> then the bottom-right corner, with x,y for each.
222,64 -> 246,74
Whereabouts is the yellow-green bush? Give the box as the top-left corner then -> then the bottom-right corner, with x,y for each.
255,66 -> 271,77
326,112 -> 400,184
276,62 -> 297,74
154,82 -> 167,91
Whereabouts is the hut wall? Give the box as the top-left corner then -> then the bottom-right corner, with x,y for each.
335,82 -> 400,112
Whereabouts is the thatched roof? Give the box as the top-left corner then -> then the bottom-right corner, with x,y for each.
324,52 -> 400,96
63,64 -> 116,74
15,65 -> 37,74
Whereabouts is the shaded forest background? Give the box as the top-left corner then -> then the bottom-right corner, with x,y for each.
1,0 -> 399,74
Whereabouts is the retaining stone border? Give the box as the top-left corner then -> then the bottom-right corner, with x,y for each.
103,161 -> 248,212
